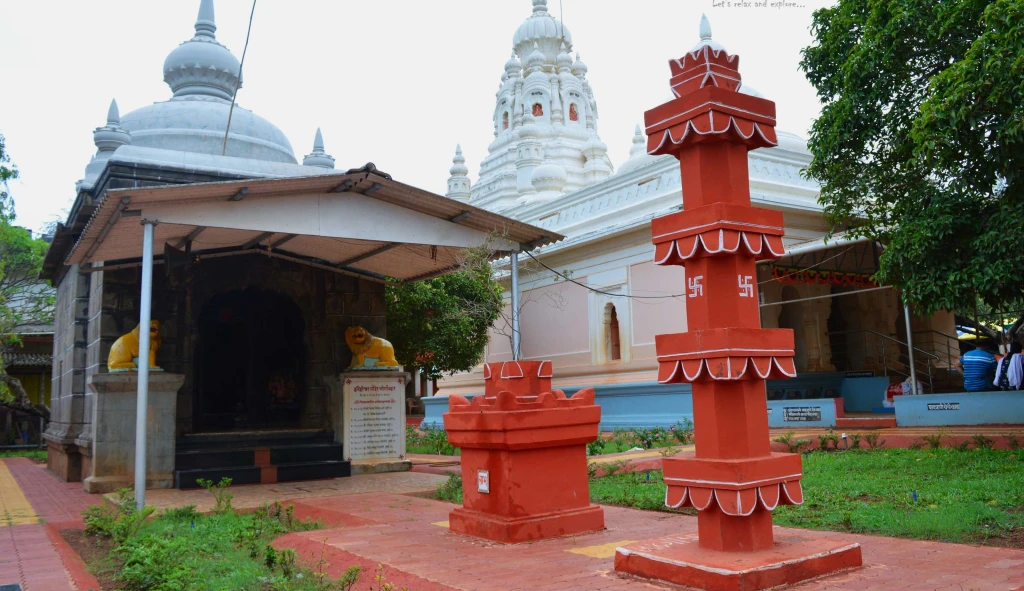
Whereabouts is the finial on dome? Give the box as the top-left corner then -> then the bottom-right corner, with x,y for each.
690,13 -> 726,52
195,0 -> 216,38
699,14 -> 712,41
532,0 -> 548,14
302,127 -> 335,169
629,124 -> 645,156
106,99 -> 120,125
572,52 -> 588,77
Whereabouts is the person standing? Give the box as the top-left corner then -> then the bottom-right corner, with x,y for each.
961,342 -> 998,392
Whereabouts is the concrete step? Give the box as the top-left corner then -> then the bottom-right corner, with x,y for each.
174,460 -> 351,489
836,416 -> 898,429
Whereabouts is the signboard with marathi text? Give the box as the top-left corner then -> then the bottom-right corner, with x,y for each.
783,406 -> 822,422
342,373 -> 406,462
927,402 -> 960,411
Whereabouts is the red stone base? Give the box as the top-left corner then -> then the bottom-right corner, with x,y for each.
449,504 -> 604,544
614,532 -> 862,591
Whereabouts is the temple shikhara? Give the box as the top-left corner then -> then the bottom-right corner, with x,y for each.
432,0 -> 964,434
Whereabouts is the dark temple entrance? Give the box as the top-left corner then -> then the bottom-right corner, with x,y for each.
194,288 -> 306,432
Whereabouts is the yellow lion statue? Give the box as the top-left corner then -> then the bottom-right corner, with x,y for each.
108,320 -> 162,371
345,326 -> 400,369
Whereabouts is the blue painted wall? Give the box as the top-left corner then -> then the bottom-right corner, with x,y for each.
422,382 -> 694,431
894,392 -> 1024,426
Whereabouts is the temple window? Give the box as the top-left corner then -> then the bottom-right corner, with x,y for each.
502,111 -> 509,129
532,103 -> 544,117
604,303 -> 621,361
569,103 -> 578,122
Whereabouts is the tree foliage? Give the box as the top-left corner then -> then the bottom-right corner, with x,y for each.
0,133 -> 55,419
385,242 -> 503,381
800,0 -> 1024,318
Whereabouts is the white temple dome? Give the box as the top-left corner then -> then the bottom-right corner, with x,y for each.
513,0 -> 572,62
617,124 -> 663,175
776,130 -> 808,152
118,0 -> 296,164
531,160 -> 568,193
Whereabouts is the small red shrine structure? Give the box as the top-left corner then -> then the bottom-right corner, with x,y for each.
443,361 -> 604,543
613,18 -> 862,590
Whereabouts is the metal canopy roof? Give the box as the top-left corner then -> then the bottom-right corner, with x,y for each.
65,169 -> 563,282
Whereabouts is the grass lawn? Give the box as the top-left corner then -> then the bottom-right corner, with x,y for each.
0,448 -> 46,462
438,449 -> 1024,547
70,490 -> 365,591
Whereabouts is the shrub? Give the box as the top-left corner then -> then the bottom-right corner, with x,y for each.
817,429 -> 841,451
922,429 -> 946,449
773,431 -> 811,453
848,433 -> 862,449
405,425 -> 422,448
83,489 -> 155,544
971,434 -> 995,450
669,419 -> 694,445
587,438 -> 606,456
587,461 -> 598,478
603,459 -> 631,476
196,477 -> 233,513
658,446 -> 682,457
1005,434 -> 1021,451
435,472 -> 462,503
864,432 -> 885,449
420,425 -> 457,455
630,426 -> 667,450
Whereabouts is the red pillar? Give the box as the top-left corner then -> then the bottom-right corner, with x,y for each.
613,22 -> 862,590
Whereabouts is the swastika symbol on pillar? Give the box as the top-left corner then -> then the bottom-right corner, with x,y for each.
688,275 -> 704,298
738,275 -> 753,298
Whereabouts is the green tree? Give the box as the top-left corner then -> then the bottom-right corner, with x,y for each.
1,133 -> 54,419
385,242 -> 503,381
800,0 -> 1024,335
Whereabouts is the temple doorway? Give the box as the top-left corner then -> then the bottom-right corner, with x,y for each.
194,288 -> 306,432
778,286 -> 807,372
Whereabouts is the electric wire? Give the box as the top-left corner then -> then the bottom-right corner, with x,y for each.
221,0 -> 257,156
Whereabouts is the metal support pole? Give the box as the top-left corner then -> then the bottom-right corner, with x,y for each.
134,221 -> 155,509
904,304 -> 917,394
510,250 -> 521,361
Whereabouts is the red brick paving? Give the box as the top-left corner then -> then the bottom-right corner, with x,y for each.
1,457 -> 96,591
276,492 -> 1024,591
0,523 -> 76,591
5,458 -> 95,523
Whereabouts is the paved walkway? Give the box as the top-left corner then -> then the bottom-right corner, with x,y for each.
0,457 -> 82,591
137,469 -> 446,513
275,492 -> 1024,591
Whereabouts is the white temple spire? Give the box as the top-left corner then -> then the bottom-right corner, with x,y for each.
302,127 -> 335,169
195,0 -> 217,38
446,144 -> 472,202
106,99 -> 120,125
77,99 -> 131,191
699,13 -> 712,42
690,14 -> 726,52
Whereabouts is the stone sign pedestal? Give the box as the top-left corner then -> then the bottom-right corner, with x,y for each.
83,372 -> 184,494
613,19 -> 861,589
340,371 -> 411,474
443,361 -> 604,543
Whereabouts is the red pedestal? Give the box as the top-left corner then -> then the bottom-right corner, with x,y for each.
613,26 -> 861,589
443,361 -> 604,543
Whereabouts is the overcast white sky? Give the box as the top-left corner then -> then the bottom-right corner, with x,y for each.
0,0 -> 833,234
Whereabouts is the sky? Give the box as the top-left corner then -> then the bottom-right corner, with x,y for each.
0,0 -> 834,235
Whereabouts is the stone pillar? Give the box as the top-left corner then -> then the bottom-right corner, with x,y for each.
43,264 -> 90,482
83,372 -> 184,493
613,20 -> 861,590
444,361 -> 604,543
